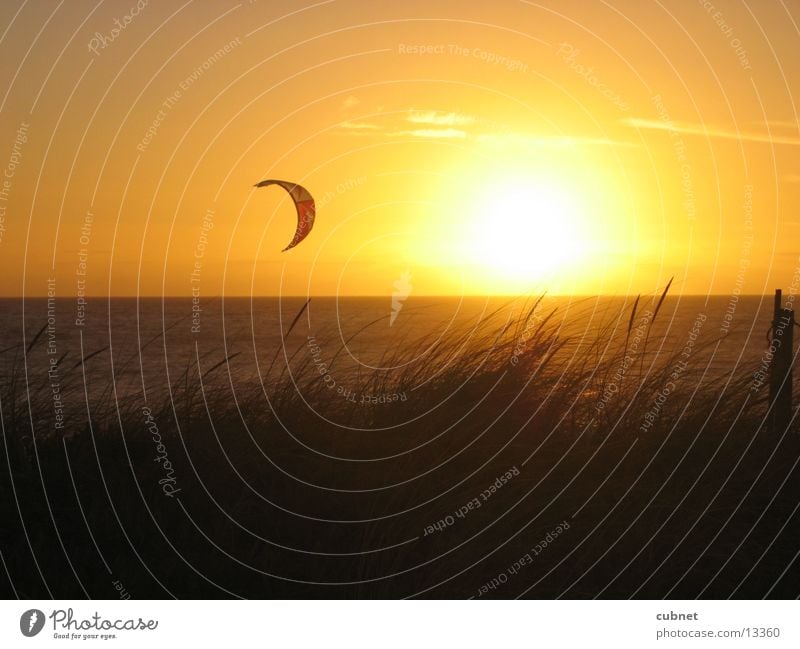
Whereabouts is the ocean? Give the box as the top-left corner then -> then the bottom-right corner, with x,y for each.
0,295 -> 785,425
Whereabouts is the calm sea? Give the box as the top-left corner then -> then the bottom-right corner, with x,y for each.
0,295 -> 783,417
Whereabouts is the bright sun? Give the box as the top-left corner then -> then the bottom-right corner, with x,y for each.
464,179 -> 589,283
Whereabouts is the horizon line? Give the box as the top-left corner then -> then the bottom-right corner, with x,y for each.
0,293 -> 784,299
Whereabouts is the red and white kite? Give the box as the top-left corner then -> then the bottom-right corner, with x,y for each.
254,179 -> 316,251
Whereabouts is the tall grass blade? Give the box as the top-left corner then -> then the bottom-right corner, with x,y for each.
652,276 -> 673,324
203,352 -> 241,379
26,322 -> 47,353
266,298 -> 312,381
71,346 -> 108,370
285,297 -> 311,338
627,295 -> 641,336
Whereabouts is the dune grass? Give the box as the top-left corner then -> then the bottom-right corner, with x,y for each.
1,291 -> 798,599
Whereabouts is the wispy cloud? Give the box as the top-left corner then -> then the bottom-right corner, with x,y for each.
340,95 -> 360,110
337,119 -> 468,139
339,120 -> 379,130
406,111 -> 474,126
391,128 -> 467,139
476,132 -> 636,148
335,109 -> 633,145
757,119 -> 799,131
623,117 -> 800,146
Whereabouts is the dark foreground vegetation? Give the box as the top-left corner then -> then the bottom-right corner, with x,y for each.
1,293 -> 799,598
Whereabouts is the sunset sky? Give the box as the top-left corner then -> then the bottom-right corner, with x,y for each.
1,0 -> 799,296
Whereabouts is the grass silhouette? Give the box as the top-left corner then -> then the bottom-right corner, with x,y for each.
1,291 -> 798,599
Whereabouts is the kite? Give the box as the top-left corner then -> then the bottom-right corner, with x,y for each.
254,179 -> 316,251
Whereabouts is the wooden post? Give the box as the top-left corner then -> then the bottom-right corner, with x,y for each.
769,289 -> 794,432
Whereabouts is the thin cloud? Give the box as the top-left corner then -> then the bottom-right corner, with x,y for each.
340,95 -> 360,110
391,128 -> 467,139
406,111 -> 474,126
623,117 -> 800,146
339,120 -> 379,130
476,132 -> 637,148
336,111 -> 633,146
758,119 -> 799,130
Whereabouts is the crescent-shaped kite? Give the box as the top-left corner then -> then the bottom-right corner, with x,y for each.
254,179 -> 316,251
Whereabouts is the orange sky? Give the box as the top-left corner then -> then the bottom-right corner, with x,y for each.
0,0 -> 799,297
